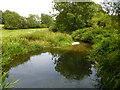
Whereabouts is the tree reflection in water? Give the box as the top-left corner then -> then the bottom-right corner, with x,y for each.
52,50 -> 92,80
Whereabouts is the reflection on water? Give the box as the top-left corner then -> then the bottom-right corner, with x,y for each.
53,51 -> 92,80
4,42 -> 99,88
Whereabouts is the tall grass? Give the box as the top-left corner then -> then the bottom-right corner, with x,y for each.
22,31 -> 73,47
2,29 -> 73,66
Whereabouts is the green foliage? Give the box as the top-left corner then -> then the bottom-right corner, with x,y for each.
3,10 -> 23,29
27,14 -> 41,28
2,10 -> 54,29
72,27 -> 120,88
41,14 -> 53,28
90,34 -> 120,88
0,72 -> 19,89
90,12 -> 112,29
53,1 -> 104,32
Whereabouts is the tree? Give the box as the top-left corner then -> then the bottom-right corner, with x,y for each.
3,10 -> 23,29
27,14 -> 41,28
41,14 -> 53,28
53,1 -> 105,32
2,10 -> 42,29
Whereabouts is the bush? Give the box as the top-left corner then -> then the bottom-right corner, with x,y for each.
72,27 -> 103,43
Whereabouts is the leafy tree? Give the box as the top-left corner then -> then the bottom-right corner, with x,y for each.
53,1 -> 104,32
20,16 -> 28,29
90,12 -> 112,28
41,13 -> 53,28
3,10 -> 23,29
3,10 -> 41,29
27,14 -> 41,28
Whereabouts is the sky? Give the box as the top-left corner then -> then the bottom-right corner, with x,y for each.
0,0 -> 104,17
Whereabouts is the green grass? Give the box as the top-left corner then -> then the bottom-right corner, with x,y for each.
2,28 -> 73,66
2,28 -> 48,38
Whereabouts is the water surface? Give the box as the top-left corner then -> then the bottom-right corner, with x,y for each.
4,42 -> 99,88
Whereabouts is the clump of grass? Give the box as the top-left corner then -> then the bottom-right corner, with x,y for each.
21,30 -> 73,47
1,72 -> 19,89
2,36 -> 44,66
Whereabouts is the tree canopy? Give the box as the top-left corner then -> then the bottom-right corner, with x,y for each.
53,1 -> 105,32
41,13 -> 53,28
1,10 -> 53,29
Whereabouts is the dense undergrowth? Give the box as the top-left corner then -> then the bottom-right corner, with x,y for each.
2,29 -> 73,67
72,27 -> 120,88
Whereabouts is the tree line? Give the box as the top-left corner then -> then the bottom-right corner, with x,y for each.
0,10 -> 54,29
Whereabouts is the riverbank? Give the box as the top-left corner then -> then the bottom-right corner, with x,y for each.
72,27 -> 120,88
2,28 -> 73,66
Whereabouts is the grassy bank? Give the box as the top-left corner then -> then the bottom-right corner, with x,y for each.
72,27 -> 120,88
2,28 -> 73,66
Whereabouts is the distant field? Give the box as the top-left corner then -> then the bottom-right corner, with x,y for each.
2,28 -> 48,38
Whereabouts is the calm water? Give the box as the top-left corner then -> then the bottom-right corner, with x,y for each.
4,42 -> 99,88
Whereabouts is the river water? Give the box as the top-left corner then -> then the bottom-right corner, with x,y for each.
4,42 -> 100,88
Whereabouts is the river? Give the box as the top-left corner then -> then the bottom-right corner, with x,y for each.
4,42 -> 100,88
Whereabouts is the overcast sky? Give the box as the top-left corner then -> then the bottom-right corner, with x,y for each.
0,0 -> 104,17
